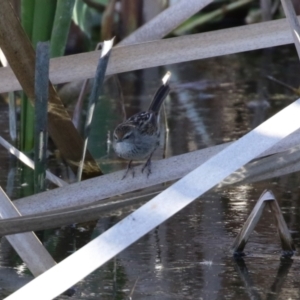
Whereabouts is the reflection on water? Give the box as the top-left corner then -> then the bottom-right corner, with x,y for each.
0,46 -> 300,299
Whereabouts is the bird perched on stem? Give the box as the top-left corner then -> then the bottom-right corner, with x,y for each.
113,71 -> 171,179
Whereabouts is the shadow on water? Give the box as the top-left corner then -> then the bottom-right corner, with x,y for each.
1,45 -> 300,299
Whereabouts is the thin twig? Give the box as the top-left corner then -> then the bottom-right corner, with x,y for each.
8,92 -> 17,143
128,277 -> 139,300
72,42 -> 102,129
113,75 -> 127,121
266,75 -> 300,95
77,38 -> 114,181
0,136 -> 68,187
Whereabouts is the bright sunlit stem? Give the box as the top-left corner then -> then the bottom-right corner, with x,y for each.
162,71 -> 171,85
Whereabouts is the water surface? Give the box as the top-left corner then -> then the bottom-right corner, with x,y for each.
0,45 -> 300,299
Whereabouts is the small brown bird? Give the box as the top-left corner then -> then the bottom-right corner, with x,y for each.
113,72 -> 171,178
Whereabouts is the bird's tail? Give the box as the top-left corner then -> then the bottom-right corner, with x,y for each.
148,71 -> 171,114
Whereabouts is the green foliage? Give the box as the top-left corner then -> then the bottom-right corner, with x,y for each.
31,0 -> 57,47
174,0 -> 254,35
51,0 -> 76,58
20,94 -> 34,152
73,0 -> 93,38
73,0 -> 108,39
21,0 -> 35,39
20,0 -> 75,152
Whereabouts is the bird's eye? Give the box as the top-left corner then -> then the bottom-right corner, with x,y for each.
124,133 -> 132,139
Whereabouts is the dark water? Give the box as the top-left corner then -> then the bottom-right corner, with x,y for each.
1,45 -> 300,299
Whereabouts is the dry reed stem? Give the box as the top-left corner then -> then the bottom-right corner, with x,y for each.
0,16 -> 298,94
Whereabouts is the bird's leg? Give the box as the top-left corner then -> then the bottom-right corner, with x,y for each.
122,160 -> 134,179
142,152 -> 154,177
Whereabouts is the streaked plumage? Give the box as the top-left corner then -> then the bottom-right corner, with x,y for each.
113,72 -> 171,178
